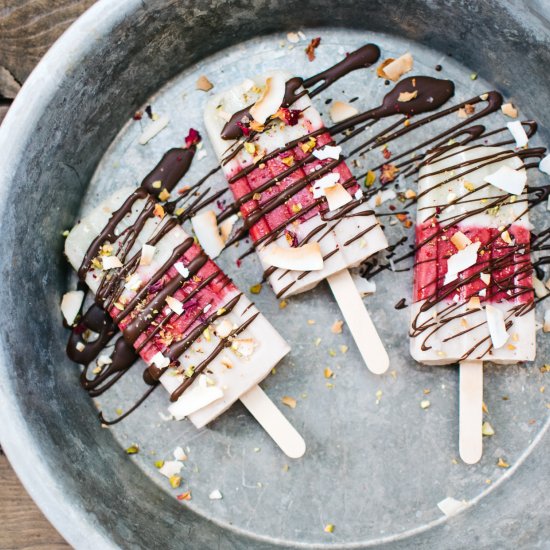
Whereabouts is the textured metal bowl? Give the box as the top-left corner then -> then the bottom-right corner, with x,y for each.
0,1 -> 549,548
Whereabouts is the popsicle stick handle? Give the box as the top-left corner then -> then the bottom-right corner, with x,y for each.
240,385 -> 306,459
459,360 -> 483,464
327,269 -> 389,374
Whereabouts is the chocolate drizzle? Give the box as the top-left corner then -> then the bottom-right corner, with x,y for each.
221,43 -> 381,141
142,147 -> 195,198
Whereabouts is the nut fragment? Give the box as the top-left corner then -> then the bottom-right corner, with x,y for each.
196,75 -> 213,91
282,396 -> 297,409
501,102 -> 518,118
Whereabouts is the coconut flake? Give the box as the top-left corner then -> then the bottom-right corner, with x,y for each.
450,231 -> 472,251
444,242 -> 481,285
367,188 -> 396,209
97,355 -> 113,368
215,319 -> 233,339
60,290 -> 85,325
262,242 -> 324,271
168,383 -> 224,420
249,73 -> 286,124
381,53 -> 413,81
174,262 -> 190,278
140,244 -> 156,266
484,165 -> 527,196
467,296 -> 481,310
173,446 -> 188,461
325,183 -> 353,211
124,273 -> 142,291
151,352 -> 170,370
191,210 -> 225,259
139,115 -> 169,145
533,276 -> 549,298
159,460 -> 184,478
351,271 -> 376,296
437,497 -> 468,517
486,304 -> 509,349
311,173 -> 341,198
220,214 -> 238,242
101,256 -> 123,270
329,101 -> 358,123
501,103 -> 518,118
507,120 -> 528,148
312,145 -> 342,161
480,272 -> 491,285
539,154 -> 550,175
209,489 -> 223,500
287,32 -> 301,43
231,338 -> 256,357
166,295 -> 184,315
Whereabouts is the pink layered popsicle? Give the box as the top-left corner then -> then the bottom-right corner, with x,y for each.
204,71 -> 388,299
410,145 -> 535,364
64,187 -> 292,429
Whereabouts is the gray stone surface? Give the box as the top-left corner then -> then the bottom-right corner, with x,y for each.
0,1 -> 548,549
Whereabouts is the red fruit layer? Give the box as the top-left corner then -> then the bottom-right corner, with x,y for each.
112,242 -> 234,365
413,218 -> 533,305
228,129 -> 359,243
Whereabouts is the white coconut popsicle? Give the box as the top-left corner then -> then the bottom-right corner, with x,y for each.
65,187 -> 305,457
410,145 -> 535,463
204,71 -> 389,374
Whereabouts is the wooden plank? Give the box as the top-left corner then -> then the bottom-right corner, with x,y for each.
0,452 -> 70,549
0,0 -> 96,96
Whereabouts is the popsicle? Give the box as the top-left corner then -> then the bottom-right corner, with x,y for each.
64,186 -> 305,458
410,144 -> 535,462
204,71 -> 389,374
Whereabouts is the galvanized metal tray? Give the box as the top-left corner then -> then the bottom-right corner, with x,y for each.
0,1 -> 548,548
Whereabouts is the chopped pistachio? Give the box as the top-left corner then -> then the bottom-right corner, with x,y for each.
244,142 -> 256,155
279,300 -> 288,309
324,367 -> 333,379
324,524 -> 335,533
482,421 -> 495,436
365,170 -> 376,187
169,475 -> 182,488
125,444 -> 139,454
497,457 -> 510,468
154,460 -> 165,469
470,72 -> 478,80
339,345 -> 348,354
184,366 -> 195,378
250,283 -> 262,294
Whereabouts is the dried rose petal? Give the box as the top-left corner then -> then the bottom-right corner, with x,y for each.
236,121 -> 251,136
305,37 -> 321,62
284,230 -> 299,248
184,128 -> 202,148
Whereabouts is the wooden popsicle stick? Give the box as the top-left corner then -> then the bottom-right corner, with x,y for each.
327,269 -> 389,374
459,360 -> 483,464
239,385 -> 306,459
